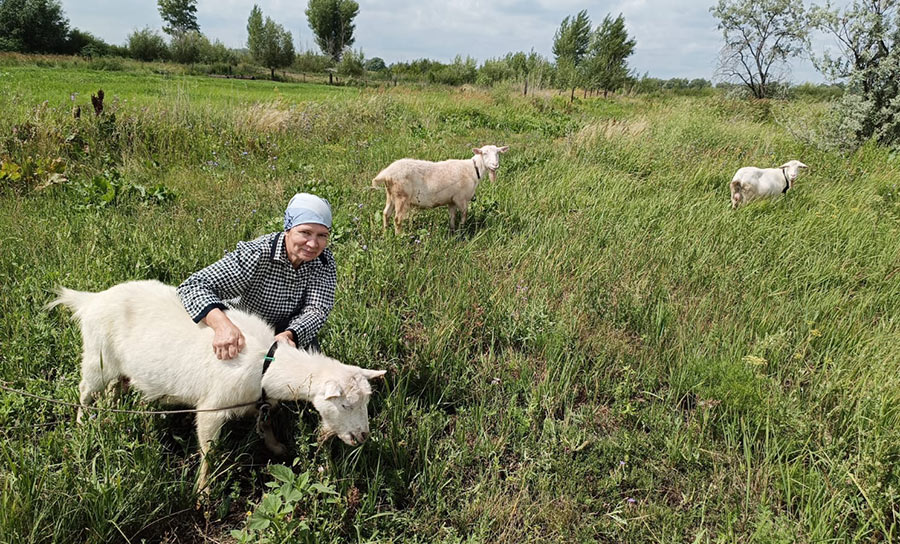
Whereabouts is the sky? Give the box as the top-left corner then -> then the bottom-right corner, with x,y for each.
61,0 -> 835,83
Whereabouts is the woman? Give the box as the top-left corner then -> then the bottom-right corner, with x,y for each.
177,193 -> 336,360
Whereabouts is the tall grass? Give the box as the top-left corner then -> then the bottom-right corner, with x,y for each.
1,62 -> 898,543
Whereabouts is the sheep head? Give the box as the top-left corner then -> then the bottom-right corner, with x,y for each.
313,367 -> 386,446
473,144 -> 510,182
779,160 -> 808,181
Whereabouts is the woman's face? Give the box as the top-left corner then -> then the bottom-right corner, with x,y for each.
285,223 -> 329,266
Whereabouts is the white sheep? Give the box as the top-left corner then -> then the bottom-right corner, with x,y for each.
730,160 -> 808,208
372,144 -> 509,233
47,280 -> 386,493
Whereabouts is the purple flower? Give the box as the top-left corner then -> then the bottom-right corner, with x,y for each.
626,497 -> 636,504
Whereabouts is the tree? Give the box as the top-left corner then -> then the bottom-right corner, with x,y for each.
246,5 -> 295,80
710,0 -> 806,99
364,56 -> 386,72
305,0 -> 359,62
128,27 -> 169,61
552,10 -> 592,101
0,0 -> 69,53
157,0 -> 199,36
338,47 -> 365,81
809,0 -> 900,147
169,30 -> 206,64
584,13 -> 636,97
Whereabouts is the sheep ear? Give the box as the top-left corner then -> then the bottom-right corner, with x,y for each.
322,380 -> 344,400
361,369 -> 387,381
472,147 -> 482,155
798,162 -> 808,169
499,146 -> 509,153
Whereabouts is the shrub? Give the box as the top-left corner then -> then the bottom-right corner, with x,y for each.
127,27 -> 168,62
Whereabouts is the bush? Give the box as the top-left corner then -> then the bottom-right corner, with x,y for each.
294,50 -> 333,73
337,47 -> 364,80
127,27 -> 168,62
168,30 -> 206,65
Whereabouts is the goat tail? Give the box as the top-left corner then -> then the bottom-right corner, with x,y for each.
45,286 -> 93,314
729,179 -> 743,208
371,173 -> 387,189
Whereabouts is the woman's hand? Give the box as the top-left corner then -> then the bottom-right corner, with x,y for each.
274,330 -> 296,348
204,308 -> 245,360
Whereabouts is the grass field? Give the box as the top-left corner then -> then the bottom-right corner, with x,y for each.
1,58 -> 899,543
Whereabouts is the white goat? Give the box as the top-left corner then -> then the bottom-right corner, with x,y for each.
47,280 -> 385,493
730,160 -> 808,208
372,144 -> 509,233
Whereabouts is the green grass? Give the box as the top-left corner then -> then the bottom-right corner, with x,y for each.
1,60 -> 899,543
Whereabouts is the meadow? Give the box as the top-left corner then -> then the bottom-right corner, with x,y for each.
1,57 -> 899,543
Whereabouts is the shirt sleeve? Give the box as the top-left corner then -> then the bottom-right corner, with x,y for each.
176,239 -> 264,323
287,251 -> 337,347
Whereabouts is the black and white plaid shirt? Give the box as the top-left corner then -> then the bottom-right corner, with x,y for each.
177,232 -> 336,348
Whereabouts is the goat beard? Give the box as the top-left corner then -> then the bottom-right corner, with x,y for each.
488,169 -> 497,183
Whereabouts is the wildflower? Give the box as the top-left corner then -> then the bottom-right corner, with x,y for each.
415,238 -> 421,244
251,209 -> 257,214
627,497 -> 636,504
361,244 -> 368,250
357,203 -> 364,209
619,461 -> 626,466
196,218 -> 203,223
352,216 -> 359,223
241,151 -> 249,156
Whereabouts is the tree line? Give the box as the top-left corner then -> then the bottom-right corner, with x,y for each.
2,0 -> 896,148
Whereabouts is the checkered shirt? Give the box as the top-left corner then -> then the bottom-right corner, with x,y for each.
176,232 -> 336,348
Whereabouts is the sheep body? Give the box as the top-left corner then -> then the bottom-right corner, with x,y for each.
48,280 -> 385,492
373,144 -> 508,232
730,160 -> 808,208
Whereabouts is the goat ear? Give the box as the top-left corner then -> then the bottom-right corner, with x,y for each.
472,147 -> 482,155
322,380 -> 344,400
361,369 -> 387,381
798,162 -> 808,169
499,146 -> 509,153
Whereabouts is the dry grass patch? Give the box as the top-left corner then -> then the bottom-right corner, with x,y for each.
237,100 -> 294,133
572,118 -> 650,149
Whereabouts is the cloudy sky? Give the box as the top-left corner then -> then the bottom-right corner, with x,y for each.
62,0 -> 832,83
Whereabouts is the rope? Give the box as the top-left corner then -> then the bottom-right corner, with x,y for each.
0,382 -> 259,416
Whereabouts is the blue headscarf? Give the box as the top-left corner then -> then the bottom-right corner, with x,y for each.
284,193 -> 332,231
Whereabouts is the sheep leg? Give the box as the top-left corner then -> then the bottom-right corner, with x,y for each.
457,202 -> 469,229
447,204 -> 458,230
729,180 -> 742,209
77,338 -> 110,423
259,418 -> 287,457
393,196 -> 409,234
195,411 -> 227,494
382,192 -> 395,231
